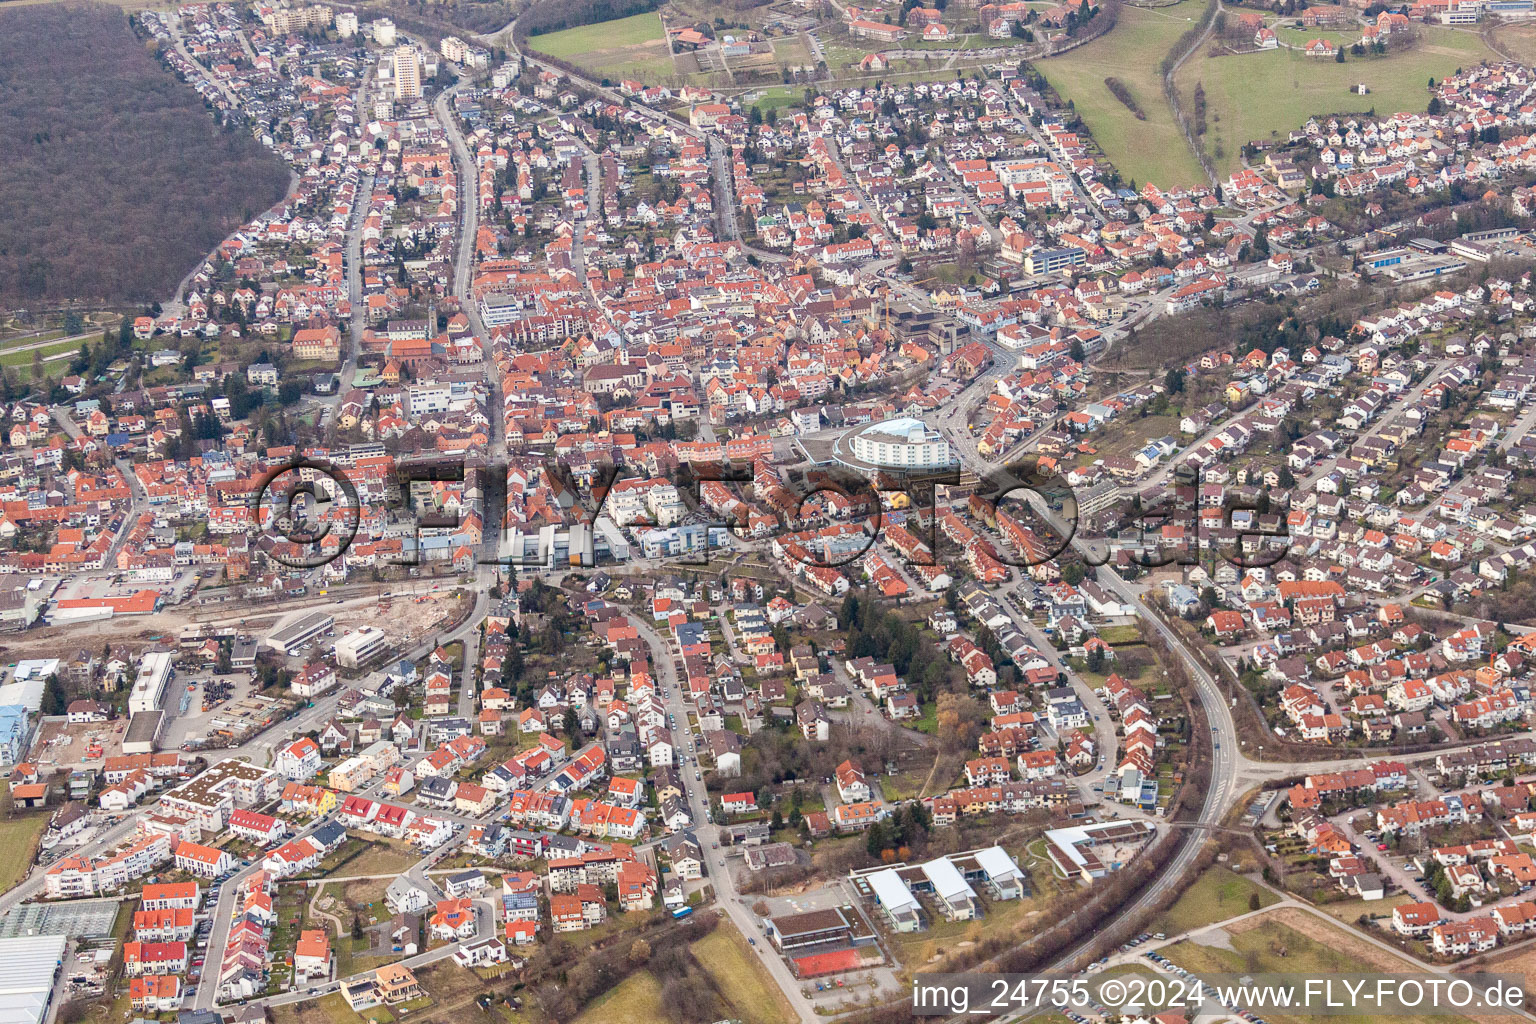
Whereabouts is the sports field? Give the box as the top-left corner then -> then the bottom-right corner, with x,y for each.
1039,0 -> 1212,189
768,34 -> 814,69
1176,26 -> 1495,177
0,335 -> 82,379
746,85 -> 806,117
527,12 -> 674,80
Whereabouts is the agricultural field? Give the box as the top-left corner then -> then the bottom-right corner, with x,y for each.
1176,26 -> 1495,178
1481,940 -> 1536,999
1039,0 -> 1212,188
525,12 -> 674,81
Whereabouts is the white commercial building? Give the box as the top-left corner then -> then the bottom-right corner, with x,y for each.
335,627 -> 389,669
846,417 -> 957,471
129,651 -> 175,715
265,612 -> 334,657
1044,820 -> 1157,883
972,845 -> 1026,899
0,933 -> 67,1024
11,660 -> 59,684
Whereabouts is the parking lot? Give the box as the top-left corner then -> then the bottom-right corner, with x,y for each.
51,566 -> 204,606
159,673 -> 277,749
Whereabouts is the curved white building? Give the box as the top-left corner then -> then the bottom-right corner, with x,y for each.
847,417 -> 956,471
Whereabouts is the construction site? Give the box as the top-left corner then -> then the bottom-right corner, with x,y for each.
0,582 -> 471,665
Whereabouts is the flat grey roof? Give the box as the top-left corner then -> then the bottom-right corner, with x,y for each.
266,612 -> 335,647
125,710 -> 163,745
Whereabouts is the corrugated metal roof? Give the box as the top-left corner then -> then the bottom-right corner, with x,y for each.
0,934 -> 66,1024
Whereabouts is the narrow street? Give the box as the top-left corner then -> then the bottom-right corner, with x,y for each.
52,408 -> 148,567
433,79 -> 480,315
330,158 -> 376,413
627,616 -> 825,1022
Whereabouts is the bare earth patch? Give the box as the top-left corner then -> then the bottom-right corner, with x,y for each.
1243,908 -> 1411,970
1190,925 -> 1237,953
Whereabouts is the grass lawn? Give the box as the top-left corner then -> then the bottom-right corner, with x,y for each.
820,36 -> 886,75
768,35 -> 812,67
1274,26 -> 1365,47
1098,624 -> 1143,646
84,901 -> 137,1022
747,85 -> 804,115
526,12 -> 674,81
329,839 -> 421,877
565,908 -> 661,950
1162,910 -> 1475,1024
1175,27 -> 1496,178
573,971 -> 667,1024
332,933 -> 394,980
271,991 -> 392,1024
528,12 -> 664,55
0,813 -> 49,892
0,335 -> 80,377
694,926 -> 797,1024
1039,0 -> 1211,188
334,876 -> 394,915
0,329 -> 64,351
1316,891 -> 1411,926
1153,866 -> 1278,936
881,760 -> 934,801
912,699 -> 939,736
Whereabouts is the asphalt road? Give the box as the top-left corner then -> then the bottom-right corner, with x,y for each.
628,616 -> 826,1020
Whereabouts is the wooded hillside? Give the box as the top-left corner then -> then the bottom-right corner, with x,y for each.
0,3 -> 290,307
